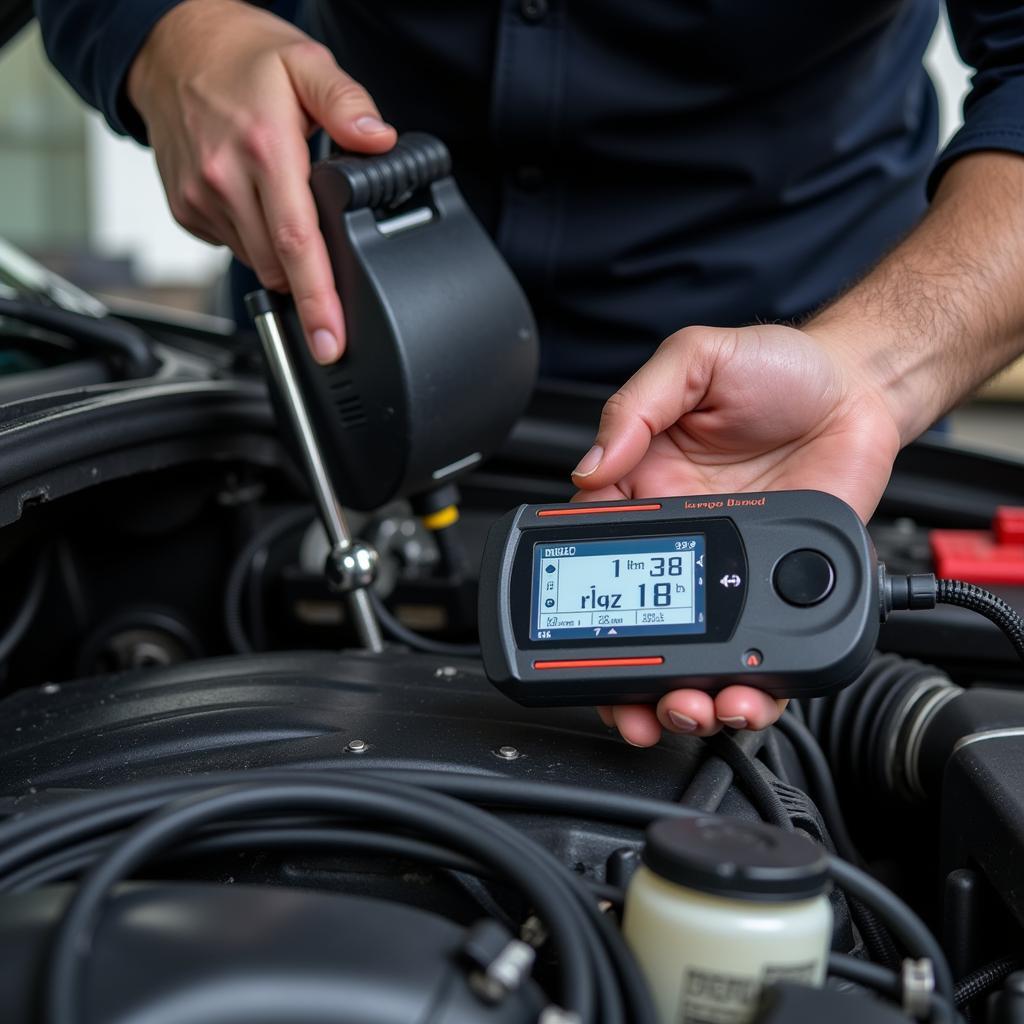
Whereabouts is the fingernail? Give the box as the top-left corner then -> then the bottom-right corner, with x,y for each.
572,445 -> 603,478
718,715 -> 748,729
354,115 -> 392,134
623,737 -> 645,748
311,329 -> 339,364
668,710 -> 698,733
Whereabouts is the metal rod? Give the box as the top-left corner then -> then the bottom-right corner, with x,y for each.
253,309 -> 352,552
252,306 -> 384,652
347,587 -> 384,652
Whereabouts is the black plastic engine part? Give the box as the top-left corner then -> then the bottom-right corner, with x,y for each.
943,727 -> 1024,928
0,882 -> 543,1024
0,649 -> 709,795
988,971 -> 1024,1024
253,132 -> 538,510
754,981 -> 912,1024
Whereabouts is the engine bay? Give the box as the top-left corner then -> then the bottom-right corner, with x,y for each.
4,213 -> 1024,1023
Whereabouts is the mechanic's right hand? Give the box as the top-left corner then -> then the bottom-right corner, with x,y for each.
127,0 -> 397,364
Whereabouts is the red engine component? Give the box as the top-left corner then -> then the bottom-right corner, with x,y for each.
930,507 -> 1024,585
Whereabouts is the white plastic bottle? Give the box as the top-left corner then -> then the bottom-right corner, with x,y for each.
623,816 -> 832,1024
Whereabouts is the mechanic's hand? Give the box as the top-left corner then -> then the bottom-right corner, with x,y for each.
572,323 -> 901,746
127,0 -> 397,363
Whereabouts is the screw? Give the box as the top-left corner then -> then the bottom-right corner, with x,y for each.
346,739 -> 368,754
435,666 -> 458,678
42,683 -> 60,695
495,745 -> 521,761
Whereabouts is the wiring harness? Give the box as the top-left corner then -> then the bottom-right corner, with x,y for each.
0,766 -> 958,1024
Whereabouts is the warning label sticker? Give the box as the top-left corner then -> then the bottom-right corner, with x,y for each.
679,962 -> 818,1024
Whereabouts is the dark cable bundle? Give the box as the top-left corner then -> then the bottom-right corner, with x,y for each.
0,765 -> 956,1024
0,769 -> 656,1024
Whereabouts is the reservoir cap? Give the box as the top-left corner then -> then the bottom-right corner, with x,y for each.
642,816 -> 830,902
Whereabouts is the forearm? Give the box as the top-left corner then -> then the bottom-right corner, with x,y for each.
806,152 -> 1024,444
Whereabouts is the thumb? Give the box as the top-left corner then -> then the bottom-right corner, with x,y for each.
284,46 -> 397,152
571,327 -> 726,490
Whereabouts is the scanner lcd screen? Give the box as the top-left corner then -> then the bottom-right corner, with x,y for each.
529,535 -> 707,642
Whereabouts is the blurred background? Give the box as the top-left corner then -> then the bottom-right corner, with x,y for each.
0,8 -> 1020,451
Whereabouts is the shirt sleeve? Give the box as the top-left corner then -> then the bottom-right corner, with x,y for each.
929,1 -> 1024,196
35,0 -> 187,142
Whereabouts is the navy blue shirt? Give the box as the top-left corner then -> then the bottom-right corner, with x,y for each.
36,1 -> 1024,383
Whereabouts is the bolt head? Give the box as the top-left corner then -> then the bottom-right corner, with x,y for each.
346,739 -> 368,754
434,665 -> 458,678
325,542 -> 379,592
495,745 -> 521,761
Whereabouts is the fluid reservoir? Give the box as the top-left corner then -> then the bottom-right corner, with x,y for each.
623,816 -> 832,1024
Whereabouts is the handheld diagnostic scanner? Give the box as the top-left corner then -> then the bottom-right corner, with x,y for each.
478,490 -> 879,705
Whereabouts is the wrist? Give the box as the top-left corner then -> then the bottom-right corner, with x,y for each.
127,0 -> 235,116
802,313 -> 925,447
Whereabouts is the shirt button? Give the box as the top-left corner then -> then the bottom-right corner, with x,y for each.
515,165 -> 546,191
519,0 -> 549,23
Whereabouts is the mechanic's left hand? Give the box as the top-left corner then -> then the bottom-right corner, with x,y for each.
571,322 -> 901,746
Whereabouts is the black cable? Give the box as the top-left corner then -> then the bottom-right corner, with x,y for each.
42,782 -> 590,1024
774,712 -> 862,866
681,730 -> 767,812
0,296 -> 159,379
4,835 -> 110,894
717,724 -> 904,975
223,507 -> 312,653
247,545 -> 272,653
36,775 -> 654,1024
10,821 -> 625,908
8,826 -> 480,893
758,729 -> 789,782
830,951 -> 902,995
829,952 -> 957,1024
0,548 -> 49,666
936,579 -> 1024,663
368,589 -> 481,658
828,857 -> 953,1004
954,954 -> 1022,1010
882,570 -> 1024,664
0,767 -> 950,1009
704,732 -> 794,831
849,895 -> 904,973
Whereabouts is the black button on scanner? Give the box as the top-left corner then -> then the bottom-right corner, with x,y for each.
773,550 -> 835,607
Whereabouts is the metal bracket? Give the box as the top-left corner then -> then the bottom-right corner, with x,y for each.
902,957 -> 935,1020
